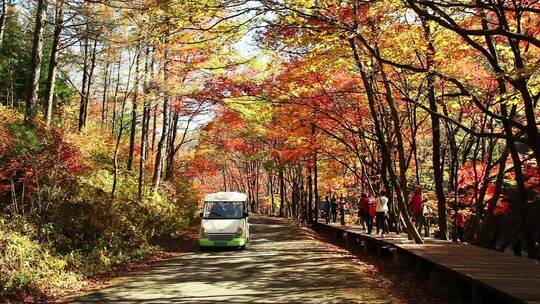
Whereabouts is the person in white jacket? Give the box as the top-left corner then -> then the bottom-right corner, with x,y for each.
375,189 -> 389,236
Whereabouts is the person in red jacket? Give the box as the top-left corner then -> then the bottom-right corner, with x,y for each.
455,208 -> 465,243
410,186 -> 428,235
358,193 -> 373,233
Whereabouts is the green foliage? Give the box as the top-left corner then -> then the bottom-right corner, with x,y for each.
0,6 -> 32,104
0,217 -> 80,300
0,5 -> 76,114
225,97 -> 273,125
9,121 -> 41,155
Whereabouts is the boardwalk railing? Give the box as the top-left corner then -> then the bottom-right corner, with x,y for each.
313,221 -> 540,304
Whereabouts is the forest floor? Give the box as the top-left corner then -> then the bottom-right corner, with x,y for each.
56,216 -> 446,304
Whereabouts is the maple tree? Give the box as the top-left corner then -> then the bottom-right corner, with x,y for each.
191,0 -> 540,252
0,0 -> 540,299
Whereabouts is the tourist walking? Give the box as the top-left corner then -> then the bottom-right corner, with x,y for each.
411,186 -> 428,236
455,208 -> 465,243
331,196 -> 338,223
375,190 -> 389,236
368,195 -> 376,234
421,199 -> 433,237
357,195 -> 363,226
338,195 -> 346,225
359,193 -> 371,232
325,195 -> 331,224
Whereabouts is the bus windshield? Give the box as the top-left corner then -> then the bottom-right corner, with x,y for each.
203,201 -> 244,219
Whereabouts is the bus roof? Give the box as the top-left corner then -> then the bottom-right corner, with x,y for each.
204,192 -> 248,202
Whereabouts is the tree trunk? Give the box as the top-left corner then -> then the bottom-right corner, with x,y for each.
423,20 -> 448,239
442,108 -> 461,241
112,55 -> 121,134
515,80 -> 540,165
307,164 -> 313,223
376,53 -> 419,239
25,0 -> 47,126
6,61 -> 14,106
381,156 -> 398,230
82,38 -> 98,128
152,47 -> 169,192
475,11 -> 532,254
308,122 -> 316,222
411,105 -> 421,185
500,101 -> 529,254
128,48 -> 141,171
377,56 -> 410,213
269,170 -> 275,214
279,166 -> 285,217
78,36 -> 89,131
151,105 -> 157,152
138,47 -> 152,201
112,51 -> 136,198
138,102 -> 149,201
349,38 -> 423,244
255,162 -> 260,212
477,149 -> 508,245
101,62 -> 110,125
291,174 -> 298,219
164,110 -> 179,180
0,0 -> 7,49
112,95 -> 128,198
44,0 -> 63,126
313,152 -> 319,222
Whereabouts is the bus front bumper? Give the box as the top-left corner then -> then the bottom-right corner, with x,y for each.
199,237 -> 246,247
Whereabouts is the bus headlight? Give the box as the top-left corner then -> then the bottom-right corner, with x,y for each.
235,224 -> 245,238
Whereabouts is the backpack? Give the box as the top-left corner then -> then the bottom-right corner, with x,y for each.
369,200 -> 377,217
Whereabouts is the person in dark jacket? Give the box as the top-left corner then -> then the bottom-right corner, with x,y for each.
338,195 -> 346,225
331,196 -> 338,223
324,195 -> 331,224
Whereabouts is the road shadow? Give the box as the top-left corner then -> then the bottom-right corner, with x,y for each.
71,216 -> 391,304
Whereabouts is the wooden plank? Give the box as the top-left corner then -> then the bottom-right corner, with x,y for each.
315,221 -> 540,303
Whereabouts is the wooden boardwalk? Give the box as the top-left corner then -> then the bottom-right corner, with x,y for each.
314,221 -> 540,304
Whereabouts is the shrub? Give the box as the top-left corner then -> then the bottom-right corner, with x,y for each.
0,217 -> 80,300
0,107 -> 201,301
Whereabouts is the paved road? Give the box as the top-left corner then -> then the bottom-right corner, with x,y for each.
73,216 -> 392,303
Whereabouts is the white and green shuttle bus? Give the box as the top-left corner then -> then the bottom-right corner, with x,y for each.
199,192 -> 250,249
